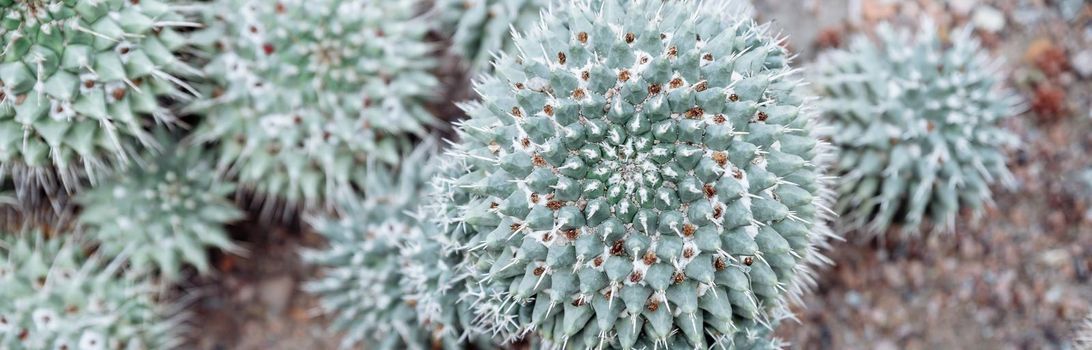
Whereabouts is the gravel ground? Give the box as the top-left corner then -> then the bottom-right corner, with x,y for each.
187,0 -> 1092,348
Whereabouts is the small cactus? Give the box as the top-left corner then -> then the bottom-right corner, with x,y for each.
189,0 -> 438,217
77,136 -> 243,281
0,0 -> 199,198
0,231 -> 183,350
303,143 -> 495,350
438,0 -> 833,347
814,21 -> 1019,236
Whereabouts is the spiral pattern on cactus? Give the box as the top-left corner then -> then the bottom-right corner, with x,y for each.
434,0 -> 834,348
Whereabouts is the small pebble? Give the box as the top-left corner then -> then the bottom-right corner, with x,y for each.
1072,49 -> 1092,78
973,5 -> 1006,33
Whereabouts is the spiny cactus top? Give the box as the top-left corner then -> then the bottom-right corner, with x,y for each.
77,137 -> 243,281
814,21 -> 1018,236
435,0 -> 548,73
0,231 -> 182,350
440,0 -> 833,348
303,144 -> 494,350
189,0 -> 437,216
0,0 -> 197,195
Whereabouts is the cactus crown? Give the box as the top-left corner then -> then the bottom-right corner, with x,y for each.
0,231 -> 182,350
189,0 -> 437,217
438,0 -> 833,348
815,20 -> 1019,236
77,136 -> 243,281
0,0 -> 197,196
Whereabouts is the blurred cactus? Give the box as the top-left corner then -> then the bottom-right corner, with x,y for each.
188,0 -> 437,218
814,21 -> 1019,236
435,0 -> 548,73
436,0 -> 834,347
0,231 -> 182,350
0,0 -> 199,201
77,136 -> 243,281
303,143 -> 497,350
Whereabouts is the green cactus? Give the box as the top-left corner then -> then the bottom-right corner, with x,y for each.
0,231 -> 182,349
435,0 -> 549,73
77,136 -> 243,281
0,0 -> 199,198
304,143 -> 496,350
188,0 -> 438,217
436,0 -> 834,348
814,21 -> 1019,236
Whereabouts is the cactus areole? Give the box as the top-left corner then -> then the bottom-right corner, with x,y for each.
442,0 -> 833,348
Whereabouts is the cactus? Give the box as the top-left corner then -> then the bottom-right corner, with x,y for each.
814,20 -> 1019,236
76,136 -> 243,281
188,0 -> 438,217
0,0 -> 199,199
435,0 -> 549,73
436,0 -> 833,348
303,143 -> 495,350
0,231 -> 182,350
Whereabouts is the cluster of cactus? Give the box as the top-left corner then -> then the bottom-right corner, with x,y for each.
0,0 -> 197,198
77,135 -> 243,281
814,20 -> 1018,236
0,0 -> 1060,348
187,0 -> 437,217
430,0 -> 833,348
0,231 -> 181,349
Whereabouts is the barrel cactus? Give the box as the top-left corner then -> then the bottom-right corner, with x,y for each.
303,144 -> 495,350
189,0 -> 437,217
435,0 -> 548,73
0,0 -> 198,198
77,136 -> 243,281
814,21 -> 1019,236
439,0 -> 834,348
0,231 -> 182,349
